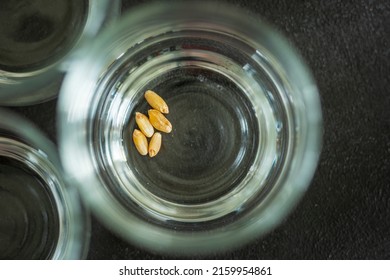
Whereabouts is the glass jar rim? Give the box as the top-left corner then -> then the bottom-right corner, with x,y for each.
0,0 -> 120,106
58,1 -> 322,255
0,108 -> 90,259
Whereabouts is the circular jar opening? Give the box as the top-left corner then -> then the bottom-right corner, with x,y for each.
0,0 -> 88,73
0,0 -> 120,105
0,109 -> 90,259
59,2 -> 322,254
0,156 -> 59,259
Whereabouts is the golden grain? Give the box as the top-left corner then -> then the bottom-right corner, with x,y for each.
132,129 -> 148,155
135,112 -> 154,137
148,132 -> 162,157
148,109 -> 172,133
145,90 -> 169,114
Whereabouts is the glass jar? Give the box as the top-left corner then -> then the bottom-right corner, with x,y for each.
0,0 -> 120,106
0,109 -> 90,259
58,1 -> 322,255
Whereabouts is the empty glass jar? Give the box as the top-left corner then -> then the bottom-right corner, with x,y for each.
0,0 -> 120,105
0,109 -> 90,259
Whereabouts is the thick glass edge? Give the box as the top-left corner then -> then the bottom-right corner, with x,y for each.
57,1 -> 323,255
0,0 -> 121,106
0,108 -> 91,259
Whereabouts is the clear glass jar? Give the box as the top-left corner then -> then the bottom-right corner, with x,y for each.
0,0 -> 120,106
58,2 -> 322,255
0,109 -> 90,259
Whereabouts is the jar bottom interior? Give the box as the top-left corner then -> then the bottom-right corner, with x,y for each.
123,67 -> 260,204
0,156 -> 59,260
0,0 -> 89,73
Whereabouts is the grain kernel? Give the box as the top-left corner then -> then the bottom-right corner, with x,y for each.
145,90 -> 169,114
135,112 -> 154,137
148,132 -> 162,157
132,129 -> 148,155
148,109 -> 172,133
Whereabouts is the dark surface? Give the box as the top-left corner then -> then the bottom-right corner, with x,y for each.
8,0 -> 390,259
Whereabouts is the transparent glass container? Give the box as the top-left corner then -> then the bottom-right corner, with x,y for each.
0,0 -> 120,106
58,2 -> 322,255
0,109 -> 90,259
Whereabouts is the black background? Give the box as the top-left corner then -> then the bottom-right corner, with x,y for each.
9,0 -> 390,259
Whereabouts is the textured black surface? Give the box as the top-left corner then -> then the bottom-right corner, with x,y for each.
8,0 -> 390,259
